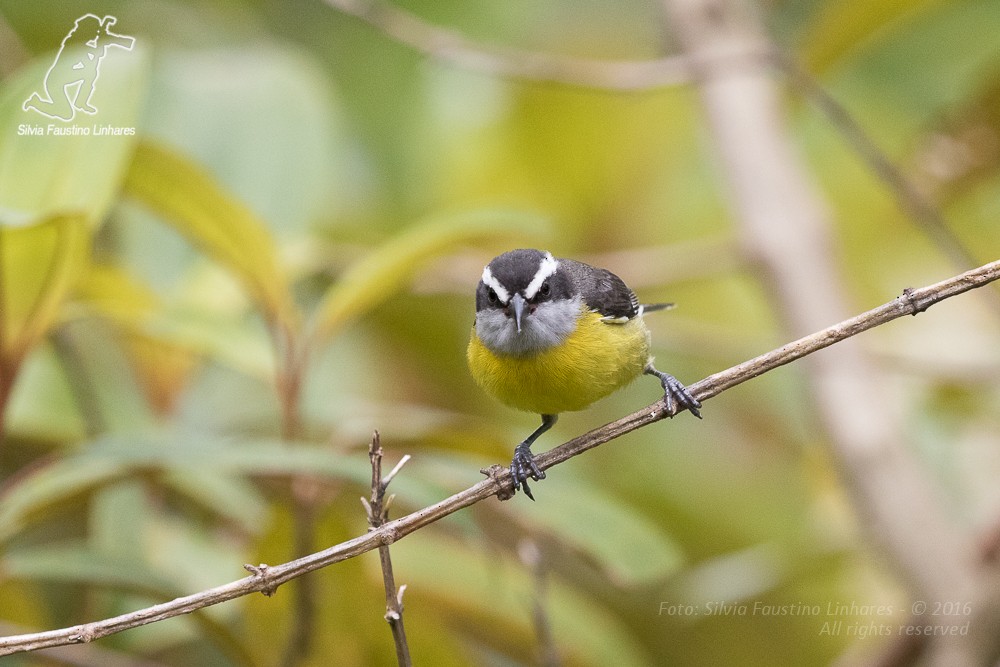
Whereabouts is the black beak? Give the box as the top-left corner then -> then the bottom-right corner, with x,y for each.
509,293 -> 526,333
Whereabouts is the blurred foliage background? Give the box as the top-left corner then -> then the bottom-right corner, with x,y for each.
0,0 -> 999,665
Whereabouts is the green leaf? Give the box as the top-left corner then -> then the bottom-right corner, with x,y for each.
801,0 -> 943,71
0,457 -> 123,542
509,477 -> 685,586
49,319 -> 156,433
0,434 -> 445,544
141,47 -> 343,237
0,214 -> 90,376
310,209 -> 547,343
805,1 -> 1000,150
71,264 -> 204,414
2,545 -> 177,593
389,532 -> 650,667
162,469 -> 269,534
122,140 -> 296,328
72,262 -> 160,328
2,541 -> 256,664
0,44 -> 148,225
77,263 -> 275,379
3,342 -> 87,440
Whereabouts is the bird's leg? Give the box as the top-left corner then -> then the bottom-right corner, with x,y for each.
644,364 -> 702,419
511,414 -> 557,500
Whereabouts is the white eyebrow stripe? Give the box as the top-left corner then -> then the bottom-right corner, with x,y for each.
524,252 -> 558,300
481,266 -> 510,304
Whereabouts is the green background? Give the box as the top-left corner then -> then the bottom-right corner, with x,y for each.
0,0 -> 998,665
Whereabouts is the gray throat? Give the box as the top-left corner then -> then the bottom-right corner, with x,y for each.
475,296 -> 581,357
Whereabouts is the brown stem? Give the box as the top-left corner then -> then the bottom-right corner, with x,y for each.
272,320 -> 316,667
663,1 -> 1000,662
0,364 -> 12,451
365,432 -> 412,667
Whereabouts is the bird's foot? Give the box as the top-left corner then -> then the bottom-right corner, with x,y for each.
646,367 -> 702,419
510,442 -> 545,500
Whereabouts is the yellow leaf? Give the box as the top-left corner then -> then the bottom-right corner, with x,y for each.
310,209 -> 546,344
74,263 -> 196,413
74,262 -> 159,327
801,0 -> 943,71
0,214 -> 89,374
122,141 -> 296,329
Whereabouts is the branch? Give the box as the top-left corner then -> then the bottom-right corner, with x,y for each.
0,9 -> 30,78
325,0 -> 995,317
361,432 -> 412,667
274,328 -> 315,667
518,539 -> 560,667
324,0 -> 720,91
663,1 -> 1000,663
325,0 -> 999,318
1,260 -> 999,656
772,51 -> 1000,314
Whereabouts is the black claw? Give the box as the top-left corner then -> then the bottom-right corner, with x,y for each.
511,441 -> 545,500
519,476 -> 535,501
505,415 -> 556,500
667,378 -> 702,419
646,366 -> 702,419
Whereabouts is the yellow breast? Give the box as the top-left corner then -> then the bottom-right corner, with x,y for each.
467,309 -> 651,414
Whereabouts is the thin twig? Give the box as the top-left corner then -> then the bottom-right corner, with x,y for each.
518,540 -> 560,667
0,9 -> 30,78
324,0 -> 995,307
273,322 -> 317,667
1,260 -> 999,656
322,0 -> 754,91
324,0 -> 997,317
383,454 -> 411,489
771,51 -> 1000,315
665,2 -> 1000,662
847,491 -> 1000,667
281,487 -> 316,667
364,431 -> 412,667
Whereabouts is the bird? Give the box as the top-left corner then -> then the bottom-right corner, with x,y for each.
467,248 -> 701,499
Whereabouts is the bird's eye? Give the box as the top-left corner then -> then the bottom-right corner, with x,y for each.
487,288 -> 499,304
539,282 -> 550,297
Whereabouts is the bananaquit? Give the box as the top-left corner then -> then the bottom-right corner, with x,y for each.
467,248 -> 701,499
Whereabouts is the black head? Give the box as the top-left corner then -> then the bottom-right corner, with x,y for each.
476,249 -> 573,313
473,249 -> 584,355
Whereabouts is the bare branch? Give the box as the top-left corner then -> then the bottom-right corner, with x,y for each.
772,51 -> 1000,314
367,431 -> 412,667
663,1 -> 1000,664
1,260 -> 999,656
0,9 -> 30,78
382,454 -> 411,489
518,539 -> 560,667
323,0 -> 715,91
323,0 -> 995,321
324,0 -> 996,321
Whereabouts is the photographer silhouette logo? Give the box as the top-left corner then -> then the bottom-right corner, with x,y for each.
23,14 -> 134,122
